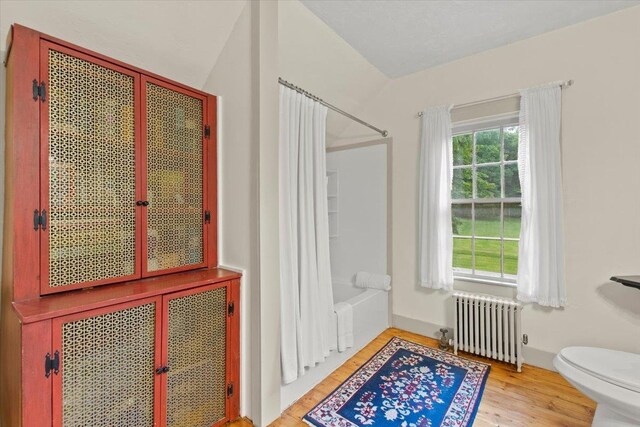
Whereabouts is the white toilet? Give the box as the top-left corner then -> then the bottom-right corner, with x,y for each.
554,347 -> 640,426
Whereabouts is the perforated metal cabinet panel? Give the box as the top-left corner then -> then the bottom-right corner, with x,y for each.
145,82 -> 205,272
60,302 -> 156,427
47,48 -> 137,289
166,287 -> 227,427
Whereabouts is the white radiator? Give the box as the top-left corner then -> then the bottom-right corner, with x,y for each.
452,292 -> 524,372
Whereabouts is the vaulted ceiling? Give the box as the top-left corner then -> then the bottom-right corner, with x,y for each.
2,0 -> 639,140
0,1 -> 246,88
301,0 -> 640,78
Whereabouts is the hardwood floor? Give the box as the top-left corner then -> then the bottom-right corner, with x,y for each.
230,328 -> 596,426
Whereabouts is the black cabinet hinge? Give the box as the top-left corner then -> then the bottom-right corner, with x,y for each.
204,210 -> 211,224
33,209 -> 47,231
32,79 -> 46,102
204,125 -> 211,139
227,383 -> 234,397
45,351 -> 59,378
228,301 -> 235,317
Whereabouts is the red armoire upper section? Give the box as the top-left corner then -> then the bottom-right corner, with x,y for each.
3,24 -> 218,300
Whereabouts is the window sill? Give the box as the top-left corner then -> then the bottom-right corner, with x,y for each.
453,275 -> 517,288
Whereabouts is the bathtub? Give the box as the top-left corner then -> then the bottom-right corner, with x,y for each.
280,280 -> 389,411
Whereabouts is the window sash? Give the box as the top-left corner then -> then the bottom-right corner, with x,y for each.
453,113 -> 519,135
453,270 -> 517,285
452,197 -> 520,204
452,201 -> 520,280
452,120 -> 521,284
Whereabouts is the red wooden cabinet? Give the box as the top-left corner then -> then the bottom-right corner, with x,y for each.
161,283 -> 235,427
52,297 -> 163,427
49,281 -> 238,427
141,76 -> 211,278
39,40 -> 143,294
37,38 -> 215,294
1,24 -> 237,427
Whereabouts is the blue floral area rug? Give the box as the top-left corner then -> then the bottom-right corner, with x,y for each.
304,337 -> 490,427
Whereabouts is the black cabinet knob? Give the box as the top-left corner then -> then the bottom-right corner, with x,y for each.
136,200 -> 150,206
155,366 -> 170,375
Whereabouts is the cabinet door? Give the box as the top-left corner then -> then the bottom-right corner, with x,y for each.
142,77 -> 209,276
161,284 -> 229,427
40,42 -> 142,294
52,297 -> 162,427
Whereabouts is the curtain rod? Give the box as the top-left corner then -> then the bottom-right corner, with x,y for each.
417,80 -> 574,117
279,78 -> 389,137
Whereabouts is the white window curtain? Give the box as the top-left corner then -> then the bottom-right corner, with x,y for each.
279,86 -> 335,384
517,84 -> 566,307
419,105 -> 454,290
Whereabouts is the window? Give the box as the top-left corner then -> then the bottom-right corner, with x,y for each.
451,118 -> 521,285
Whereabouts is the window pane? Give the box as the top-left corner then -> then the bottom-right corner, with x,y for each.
452,168 -> 472,199
453,134 -> 472,166
452,203 -> 472,236
505,163 -> 521,197
475,129 -> 500,164
453,238 -> 472,271
476,165 -> 501,198
504,126 -> 519,161
504,240 -> 519,275
504,203 -> 522,238
474,239 -> 501,276
474,203 -> 501,237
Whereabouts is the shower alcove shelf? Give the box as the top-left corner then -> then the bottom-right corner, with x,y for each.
1,25 -> 240,427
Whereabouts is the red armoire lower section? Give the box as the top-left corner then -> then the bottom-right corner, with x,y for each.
2,268 -> 241,427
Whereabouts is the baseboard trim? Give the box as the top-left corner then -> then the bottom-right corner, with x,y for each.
392,314 -> 556,371
522,346 -> 557,371
392,314 -> 448,340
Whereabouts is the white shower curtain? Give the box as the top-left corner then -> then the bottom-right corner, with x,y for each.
517,84 -> 566,307
279,86 -> 335,384
418,106 -> 454,290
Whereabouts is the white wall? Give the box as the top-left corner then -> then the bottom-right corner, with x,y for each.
202,3 -> 258,420
340,6 -> 640,362
327,144 -> 387,283
203,2 -> 281,425
278,0 -> 389,141
0,1 -> 246,88
255,1 -> 282,425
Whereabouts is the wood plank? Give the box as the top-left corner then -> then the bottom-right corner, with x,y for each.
1,24 -> 41,427
13,268 -> 241,323
206,93 -> 218,269
228,327 -> 595,427
4,24 -> 41,301
227,279 -> 241,421
22,320 -> 52,427
0,307 -> 22,427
